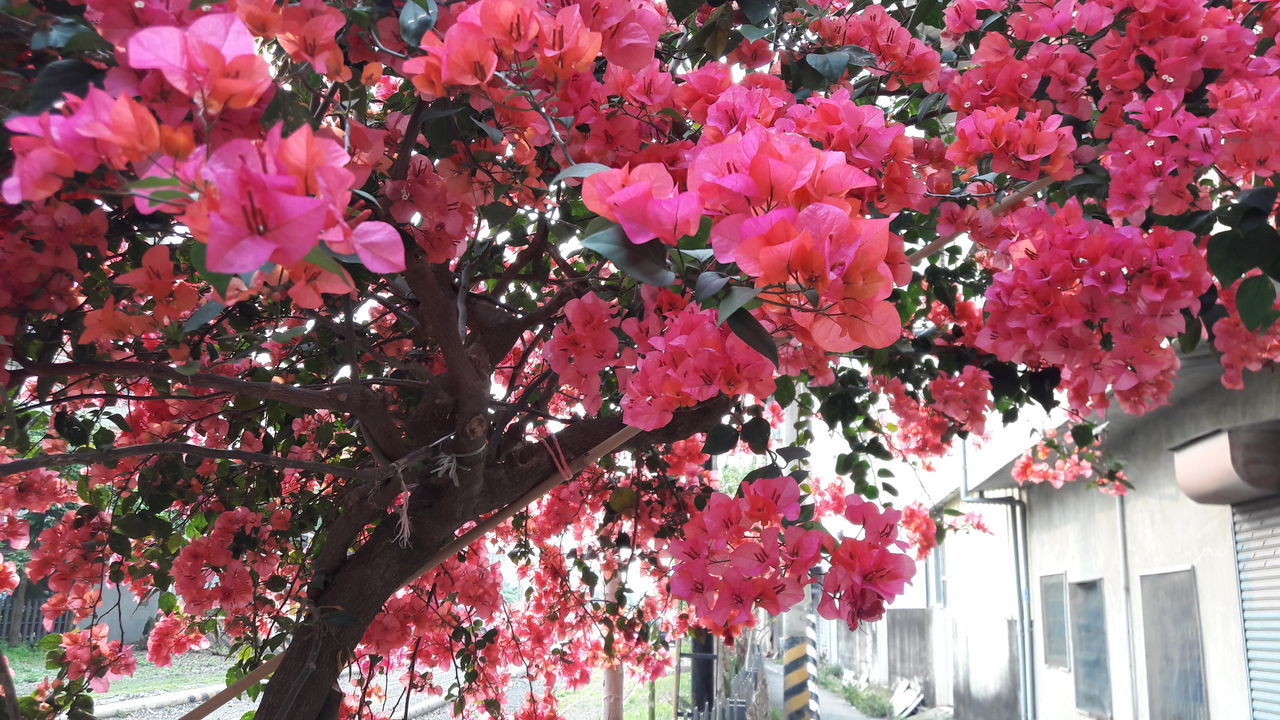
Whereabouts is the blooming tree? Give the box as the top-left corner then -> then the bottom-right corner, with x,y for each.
1,0 -> 1279,716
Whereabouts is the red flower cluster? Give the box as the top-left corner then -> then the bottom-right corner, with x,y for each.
978,199 -> 1210,414
817,496 -> 916,628
668,477 -> 821,637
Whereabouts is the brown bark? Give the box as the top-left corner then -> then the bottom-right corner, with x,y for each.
253,399 -> 732,720
6,574 -> 27,647
0,645 -> 20,720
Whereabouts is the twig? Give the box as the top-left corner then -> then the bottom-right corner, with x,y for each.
907,175 -> 1055,264
0,442 -> 375,479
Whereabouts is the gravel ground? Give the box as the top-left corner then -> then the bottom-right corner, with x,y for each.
109,675 -> 540,719
112,694 -> 259,720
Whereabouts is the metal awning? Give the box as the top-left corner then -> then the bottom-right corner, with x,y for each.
1175,421 -> 1280,505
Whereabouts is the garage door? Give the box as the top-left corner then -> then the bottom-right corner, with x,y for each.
1235,495 -> 1280,719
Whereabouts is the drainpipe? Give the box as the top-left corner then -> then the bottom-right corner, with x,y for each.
959,441 -> 1037,720
1116,494 -> 1140,720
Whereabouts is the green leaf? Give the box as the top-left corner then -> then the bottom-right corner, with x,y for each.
741,416 -> 771,454
32,19 -> 108,52
550,162 -> 611,184
726,308 -> 779,366
738,0 -> 775,24
581,225 -> 676,286
742,464 -> 783,483
302,245 -> 346,275
472,118 -> 504,143
717,286 -> 759,325
158,591 -> 178,614
183,301 -> 227,333
1207,231 -> 1254,285
702,424 -> 739,455
115,513 -> 152,539
130,176 -> 181,189
607,487 -> 639,512
399,0 -> 438,48
1240,186 -> 1278,216
1178,311 -> 1201,354
739,24 -> 772,41
25,59 -> 104,114
1025,367 -> 1060,411
270,325 -> 309,343
773,376 -> 795,408
38,633 -> 63,652
694,271 -> 729,301
479,201 -> 518,227
916,91 -> 946,121
667,0 -> 702,21
776,446 -> 809,463
1237,275 -> 1280,333
805,51 -> 853,83
1070,423 -> 1095,448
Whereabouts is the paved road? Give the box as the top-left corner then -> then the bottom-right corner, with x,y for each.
764,662 -> 871,720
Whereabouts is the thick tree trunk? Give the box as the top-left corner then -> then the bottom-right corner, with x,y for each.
7,575 -> 27,647
254,495 -> 463,720
253,400 -> 728,720
0,645 -> 20,720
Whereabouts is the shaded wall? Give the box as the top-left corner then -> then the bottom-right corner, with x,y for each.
887,608 -> 935,705
953,615 -> 1020,720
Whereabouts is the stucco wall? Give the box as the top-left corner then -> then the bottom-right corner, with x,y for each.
1018,361 -> 1280,720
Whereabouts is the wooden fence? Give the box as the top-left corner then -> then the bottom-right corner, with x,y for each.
0,593 -> 73,644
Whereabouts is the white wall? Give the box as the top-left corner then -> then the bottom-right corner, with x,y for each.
1017,360 -> 1280,720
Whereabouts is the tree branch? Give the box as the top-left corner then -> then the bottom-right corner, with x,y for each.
0,443 -> 376,479
907,174 -> 1056,264
16,362 -> 350,410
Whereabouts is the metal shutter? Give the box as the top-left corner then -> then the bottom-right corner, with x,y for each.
1235,496 -> 1280,719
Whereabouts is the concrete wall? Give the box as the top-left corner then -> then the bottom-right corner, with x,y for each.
953,616 -> 1021,720
887,608 -> 934,704
1015,360 -> 1278,720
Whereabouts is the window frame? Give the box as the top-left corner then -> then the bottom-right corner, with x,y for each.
1039,572 -> 1070,670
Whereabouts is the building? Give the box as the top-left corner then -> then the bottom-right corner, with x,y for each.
820,352 -> 1280,719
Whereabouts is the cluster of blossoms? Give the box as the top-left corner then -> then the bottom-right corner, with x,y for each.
668,477 -> 917,636
5,13 -> 404,280
872,367 -> 993,461
543,294 -> 621,415
172,507 -> 283,616
619,290 -> 776,430
942,0 -> 1280,222
584,79 -> 920,360
900,502 -> 991,560
145,616 -> 208,667
0,448 -> 75,547
946,107 -> 1078,182
55,625 -> 137,693
1012,429 -> 1129,496
816,496 -> 916,628
978,199 -> 1210,415
668,477 -> 824,637
1212,276 -> 1280,390
0,203 -> 108,382
25,511 -> 111,628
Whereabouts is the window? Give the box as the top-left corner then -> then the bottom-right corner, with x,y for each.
1069,580 -> 1112,717
1140,569 -> 1208,720
1040,573 -> 1069,668
928,542 -> 947,607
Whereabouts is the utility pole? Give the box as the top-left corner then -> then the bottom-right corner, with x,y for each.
689,628 -> 716,713
781,577 -> 820,720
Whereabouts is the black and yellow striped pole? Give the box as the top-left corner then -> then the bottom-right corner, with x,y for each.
781,581 -> 820,720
